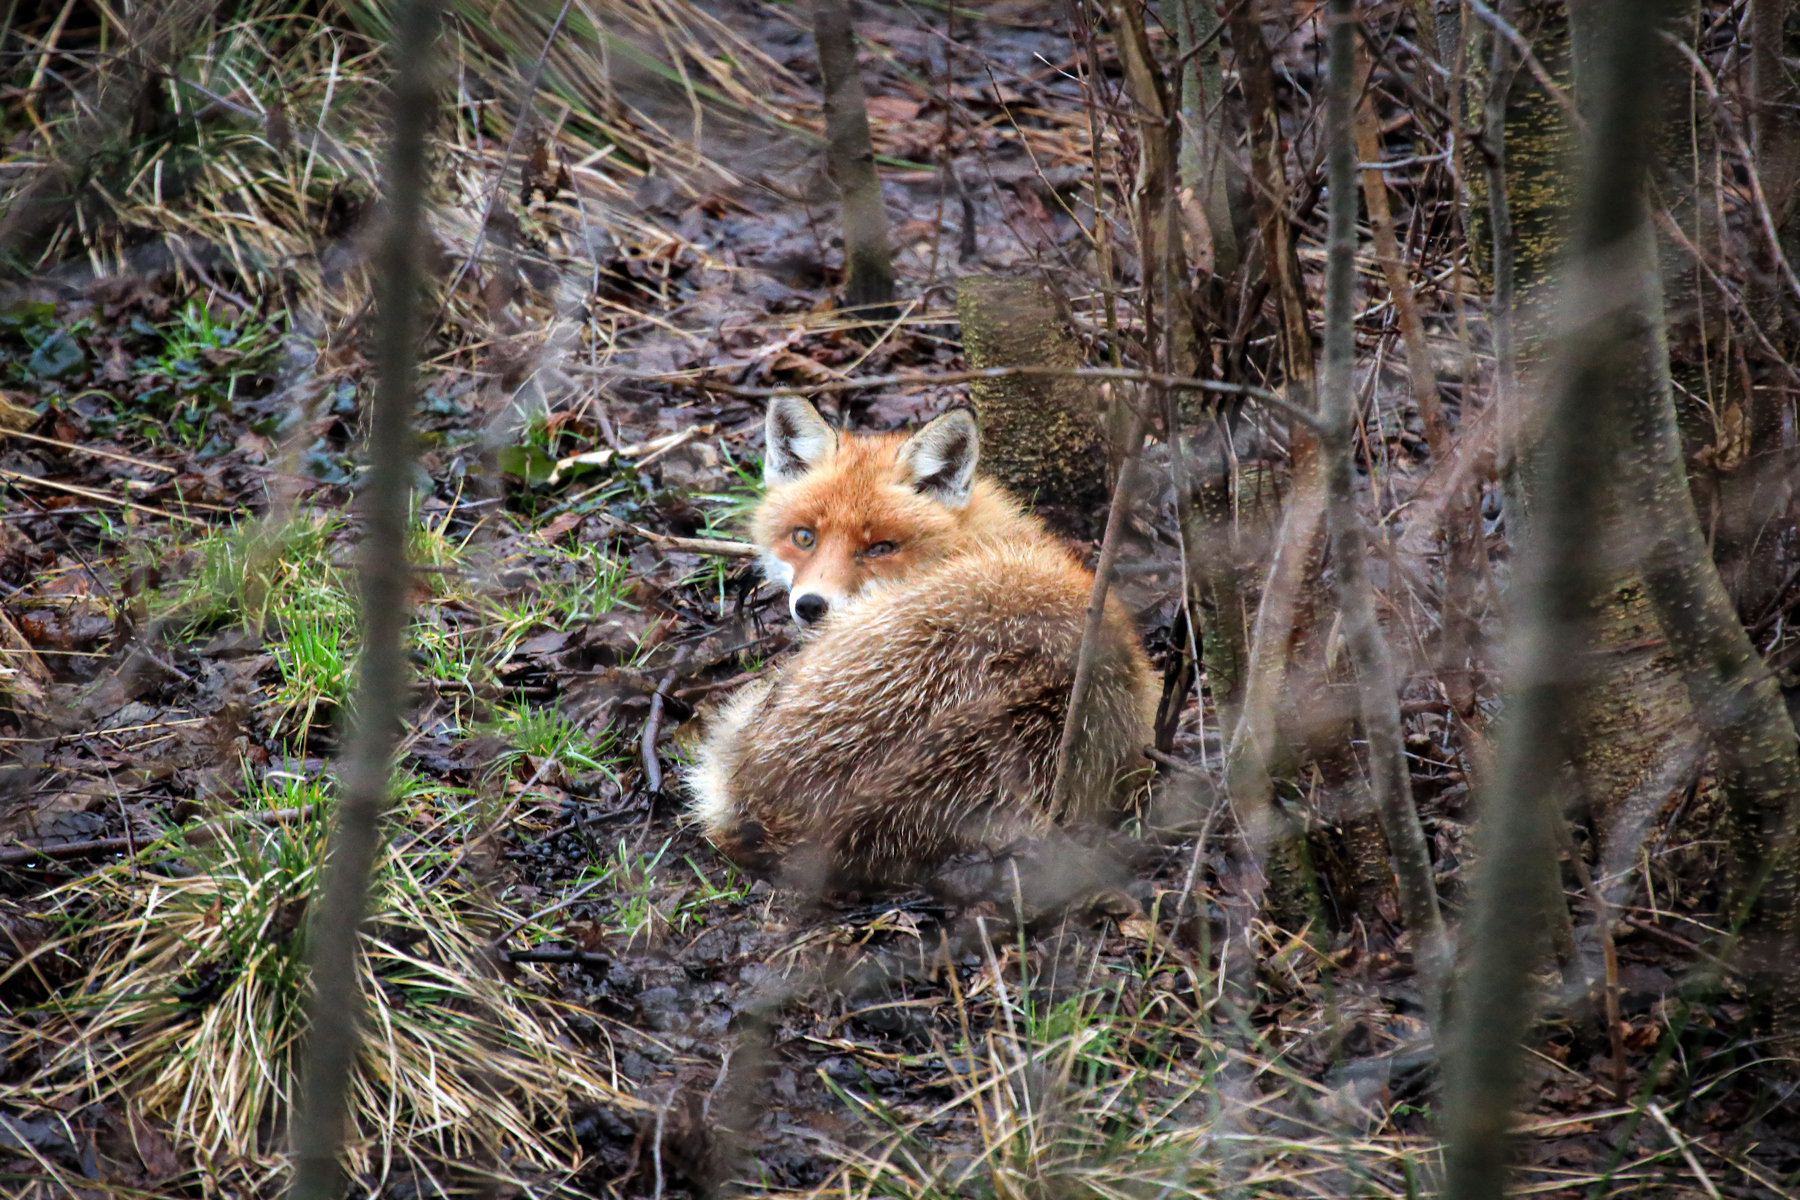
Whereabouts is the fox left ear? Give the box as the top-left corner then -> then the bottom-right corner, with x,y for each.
899,408 -> 979,507
764,396 -> 838,486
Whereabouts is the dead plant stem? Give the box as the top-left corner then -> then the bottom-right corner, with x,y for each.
1049,404 -> 1146,811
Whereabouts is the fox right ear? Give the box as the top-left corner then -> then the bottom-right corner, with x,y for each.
899,407 -> 979,508
764,396 -> 838,486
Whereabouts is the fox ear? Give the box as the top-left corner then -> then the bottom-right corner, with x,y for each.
900,408 -> 979,507
764,396 -> 837,485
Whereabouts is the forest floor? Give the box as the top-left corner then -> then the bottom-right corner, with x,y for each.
0,1 -> 1792,1198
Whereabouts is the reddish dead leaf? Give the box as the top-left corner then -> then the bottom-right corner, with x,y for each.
536,511 -> 585,544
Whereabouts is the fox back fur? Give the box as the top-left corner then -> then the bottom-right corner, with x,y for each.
687,396 -> 1155,892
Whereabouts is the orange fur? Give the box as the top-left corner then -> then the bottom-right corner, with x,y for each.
687,400 -> 1156,892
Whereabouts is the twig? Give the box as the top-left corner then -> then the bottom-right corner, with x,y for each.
1049,407 -> 1145,809
0,467 -> 206,525
0,806 -> 316,866
286,4 -> 438,1199
1143,746 -> 1208,776
641,649 -> 690,796
675,669 -> 760,699
597,513 -> 759,558
1554,818 -> 1628,1101
500,947 -> 615,968
0,427 -> 178,473
491,874 -> 618,950
625,364 -> 1324,433
1620,914 -> 1703,954
0,506 -> 102,521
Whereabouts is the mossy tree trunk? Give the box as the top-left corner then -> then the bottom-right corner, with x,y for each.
1470,2 -> 1694,857
1443,8 -> 1678,1193
1619,223 -> 1800,1042
954,275 -> 1108,539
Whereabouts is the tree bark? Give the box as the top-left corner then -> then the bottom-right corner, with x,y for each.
814,0 -> 896,325
955,276 -> 1108,538
1469,1 -> 1695,851
1444,6 -> 1678,1197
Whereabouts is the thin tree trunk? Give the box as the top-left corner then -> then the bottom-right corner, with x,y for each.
1052,407 -> 1147,811
1323,1 -> 1449,1010
814,0 -> 895,324
1753,0 -> 1800,223
1173,0 -> 1240,276
1223,0 -> 1327,933
286,3 -> 437,1198
1229,0 -> 1318,422
1618,221 -> 1800,1040
1114,0 -> 1198,379
1721,0 -> 1800,619
1443,5 -> 1677,1198
1480,8 -> 1528,533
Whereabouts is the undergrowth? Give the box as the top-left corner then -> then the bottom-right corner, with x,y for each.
0,774 -> 641,1196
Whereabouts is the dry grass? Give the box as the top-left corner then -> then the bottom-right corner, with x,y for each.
1,780 -> 643,1196
773,916 -> 1442,1200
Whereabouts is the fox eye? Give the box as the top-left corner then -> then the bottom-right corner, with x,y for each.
863,540 -> 898,558
792,528 -> 816,550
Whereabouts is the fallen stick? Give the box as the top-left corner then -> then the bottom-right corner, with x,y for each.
604,364 -> 1324,433
0,467 -> 207,526
598,513 -> 759,558
0,805 -> 316,866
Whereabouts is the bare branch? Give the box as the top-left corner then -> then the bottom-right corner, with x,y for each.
653,365 -> 1321,431
1049,405 -> 1147,810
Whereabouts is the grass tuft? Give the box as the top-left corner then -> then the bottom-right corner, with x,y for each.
0,774 -> 642,1195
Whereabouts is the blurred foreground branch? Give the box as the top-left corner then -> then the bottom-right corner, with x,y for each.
1443,3 -> 1677,1197
286,3 -> 439,1197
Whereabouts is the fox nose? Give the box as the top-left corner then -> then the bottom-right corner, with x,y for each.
792,593 -> 830,624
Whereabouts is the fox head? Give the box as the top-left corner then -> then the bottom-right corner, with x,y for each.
752,396 -> 982,625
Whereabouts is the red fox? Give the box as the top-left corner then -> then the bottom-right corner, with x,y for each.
687,396 -> 1156,893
